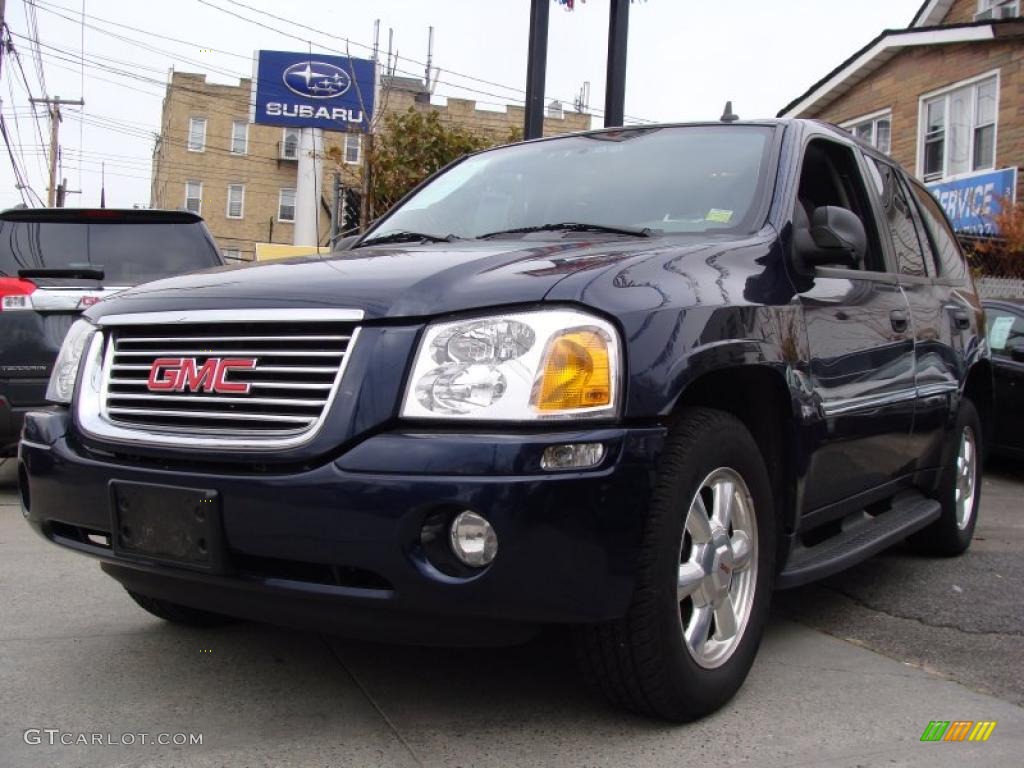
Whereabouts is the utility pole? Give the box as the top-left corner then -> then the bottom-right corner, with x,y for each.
29,96 -> 84,206
55,177 -> 80,208
0,0 -> 7,85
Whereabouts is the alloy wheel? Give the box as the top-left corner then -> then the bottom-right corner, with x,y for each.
955,425 -> 978,531
677,467 -> 758,669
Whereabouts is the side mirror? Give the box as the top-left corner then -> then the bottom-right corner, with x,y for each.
1007,337 -> 1024,364
794,206 -> 867,272
332,234 -> 359,252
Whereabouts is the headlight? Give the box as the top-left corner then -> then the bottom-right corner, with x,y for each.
45,319 -> 97,404
401,309 -> 620,421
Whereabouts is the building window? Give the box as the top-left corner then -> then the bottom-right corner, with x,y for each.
844,111 -> 891,154
187,117 -> 206,152
920,74 -> 998,183
184,180 -> 202,214
226,184 -> 245,219
223,248 -> 241,261
231,121 -> 248,155
976,0 -> 1019,20
278,188 -> 296,222
344,133 -> 361,164
281,127 -> 299,159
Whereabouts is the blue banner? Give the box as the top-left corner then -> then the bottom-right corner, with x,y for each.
927,167 -> 1017,235
252,50 -> 375,132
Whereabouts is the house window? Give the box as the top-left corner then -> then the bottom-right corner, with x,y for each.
223,248 -> 241,261
278,188 -> 296,222
920,74 -> 998,182
844,111 -> 891,154
976,0 -> 1019,20
187,117 -> 206,152
184,180 -> 202,215
344,133 -> 361,164
281,127 -> 299,159
226,184 -> 245,219
231,121 -> 248,155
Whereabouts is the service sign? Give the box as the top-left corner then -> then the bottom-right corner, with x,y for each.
252,50 -> 375,132
927,167 -> 1017,235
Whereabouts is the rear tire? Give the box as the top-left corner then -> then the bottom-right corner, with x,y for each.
910,398 -> 982,556
126,589 -> 236,628
576,407 -> 775,721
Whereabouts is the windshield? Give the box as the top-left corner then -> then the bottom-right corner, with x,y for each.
0,220 -> 221,285
369,125 -> 775,241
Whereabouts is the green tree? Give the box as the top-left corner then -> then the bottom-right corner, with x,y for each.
368,108 -> 511,219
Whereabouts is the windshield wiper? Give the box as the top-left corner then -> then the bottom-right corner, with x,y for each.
355,231 -> 462,248
479,222 -> 652,239
18,267 -> 105,281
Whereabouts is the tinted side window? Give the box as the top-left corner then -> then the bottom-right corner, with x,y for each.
869,159 -> 928,277
908,181 -> 967,280
795,139 -> 887,272
986,307 -> 1024,357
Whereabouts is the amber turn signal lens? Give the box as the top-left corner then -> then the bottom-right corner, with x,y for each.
534,330 -> 612,412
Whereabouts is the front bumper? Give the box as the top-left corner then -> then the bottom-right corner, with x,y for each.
19,409 -> 665,644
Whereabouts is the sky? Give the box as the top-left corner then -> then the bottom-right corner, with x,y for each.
0,0 -> 924,210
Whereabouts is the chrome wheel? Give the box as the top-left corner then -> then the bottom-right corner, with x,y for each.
677,467 -> 758,669
955,426 -> 977,530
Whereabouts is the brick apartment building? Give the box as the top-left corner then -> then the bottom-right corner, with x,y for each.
779,0 -> 1024,234
150,71 -> 590,260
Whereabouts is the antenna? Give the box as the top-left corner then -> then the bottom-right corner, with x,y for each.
372,19 -> 380,62
720,101 -> 739,123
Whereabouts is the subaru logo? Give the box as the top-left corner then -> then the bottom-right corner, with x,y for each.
282,61 -> 352,99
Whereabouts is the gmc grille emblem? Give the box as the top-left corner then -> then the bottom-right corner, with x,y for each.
147,358 -> 257,394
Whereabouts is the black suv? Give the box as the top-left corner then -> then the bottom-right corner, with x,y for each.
1,208 -> 222,458
18,121 -> 990,722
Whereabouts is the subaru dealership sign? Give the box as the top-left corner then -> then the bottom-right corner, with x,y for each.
252,50 -> 375,131
927,167 -> 1017,235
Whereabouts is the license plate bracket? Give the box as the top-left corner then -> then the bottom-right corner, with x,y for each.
110,481 -> 224,572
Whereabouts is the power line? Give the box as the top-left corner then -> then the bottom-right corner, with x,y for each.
2,27 -> 50,193
205,0 -> 654,124
35,0 -> 642,125
77,0 -> 84,192
0,114 -> 44,205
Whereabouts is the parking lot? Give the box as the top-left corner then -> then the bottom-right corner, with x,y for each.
1,458 -> 1022,768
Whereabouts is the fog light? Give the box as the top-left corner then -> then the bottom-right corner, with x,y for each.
449,510 -> 498,567
541,442 -> 605,471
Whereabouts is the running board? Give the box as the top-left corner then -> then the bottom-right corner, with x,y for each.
776,493 -> 941,589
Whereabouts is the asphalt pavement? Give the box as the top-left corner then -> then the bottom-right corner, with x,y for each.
0,461 -> 1022,767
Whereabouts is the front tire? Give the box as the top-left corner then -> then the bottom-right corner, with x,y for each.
577,407 -> 775,721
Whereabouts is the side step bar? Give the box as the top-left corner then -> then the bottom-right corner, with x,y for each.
776,493 -> 941,589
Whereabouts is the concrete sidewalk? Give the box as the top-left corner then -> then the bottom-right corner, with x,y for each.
1,489 -> 1021,768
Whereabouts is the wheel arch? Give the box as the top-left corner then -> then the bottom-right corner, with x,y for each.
668,359 -> 801,563
962,358 -> 994,451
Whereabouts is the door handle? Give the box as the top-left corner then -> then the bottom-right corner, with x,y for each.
890,309 -> 908,333
951,308 -> 971,330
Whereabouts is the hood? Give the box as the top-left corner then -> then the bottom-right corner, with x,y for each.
86,237 -> 672,322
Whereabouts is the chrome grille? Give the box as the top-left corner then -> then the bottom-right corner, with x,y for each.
99,320 -> 357,438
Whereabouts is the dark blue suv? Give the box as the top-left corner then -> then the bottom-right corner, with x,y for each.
18,121 -> 990,721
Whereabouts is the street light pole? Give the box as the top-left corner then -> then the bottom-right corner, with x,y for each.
523,0 -> 550,140
604,0 -> 630,128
